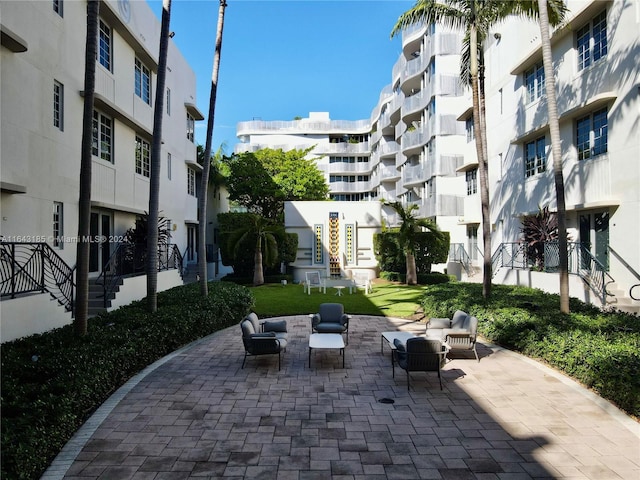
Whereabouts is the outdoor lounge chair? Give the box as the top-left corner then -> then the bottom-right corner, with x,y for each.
304,271 -> 326,295
311,303 -> 350,344
426,310 -> 479,362
351,272 -> 372,294
392,337 -> 447,390
240,314 -> 288,370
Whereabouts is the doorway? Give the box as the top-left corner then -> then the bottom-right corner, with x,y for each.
187,225 -> 197,263
579,210 -> 610,270
89,211 -> 112,274
467,225 -> 479,261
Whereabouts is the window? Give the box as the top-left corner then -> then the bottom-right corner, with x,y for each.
135,136 -> 150,177
54,80 -> 63,130
53,0 -> 63,16
167,152 -> 172,180
92,110 -> 112,162
577,10 -> 607,71
525,137 -> 546,178
134,58 -> 151,104
186,113 -> 195,142
53,202 -> 63,249
187,168 -> 196,196
525,62 -> 545,103
98,20 -> 111,71
577,108 -> 608,160
466,168 -> 478,195
465,118 -> 474,143
166,88 -> 171,115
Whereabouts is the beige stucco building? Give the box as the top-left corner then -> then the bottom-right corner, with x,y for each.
1,0 -> 205,341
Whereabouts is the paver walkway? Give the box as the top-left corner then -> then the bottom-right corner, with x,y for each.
44,315 -> 639,480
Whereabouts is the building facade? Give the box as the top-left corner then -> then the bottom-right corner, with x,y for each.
236,0 -> 640,311
1,0 -> 205,341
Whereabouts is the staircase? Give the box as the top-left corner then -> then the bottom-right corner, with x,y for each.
603,283 -> 640,314
88,276 -> 122,317
182,263 -> 199,284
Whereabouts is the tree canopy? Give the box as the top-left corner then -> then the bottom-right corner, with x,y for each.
223,147 -> 329,220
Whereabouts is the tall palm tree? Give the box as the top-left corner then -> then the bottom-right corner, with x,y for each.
227,215 -> 281,286
75,0 -> 100,336
198,0 -> 227,296
537,0 -> 569,312
384,202 -> 442,285
391,0 -> 566,299
146,0 -> 172,313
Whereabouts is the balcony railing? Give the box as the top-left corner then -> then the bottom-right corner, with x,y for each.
491,242 -> 615,305
1,242 -> 75,313
95,243 -> 183,309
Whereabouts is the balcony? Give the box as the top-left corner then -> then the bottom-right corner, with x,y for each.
379,166 -> 401,182
326,161 -> 373,175
329,180 -> 374,193
315,142 -> 370,155
402,92 -> 431,120
412,194 -> 463,218
402,127 -> 428,154
236,118 -> 371,136
403,163 -> 427,187
378,141 -> 400,159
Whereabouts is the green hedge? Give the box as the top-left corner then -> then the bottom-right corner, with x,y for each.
380,271 -> 454,285
1,281 -> 254,480
420,283 -> 640,417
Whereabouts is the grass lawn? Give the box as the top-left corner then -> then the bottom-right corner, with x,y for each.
250,281 -> 427,320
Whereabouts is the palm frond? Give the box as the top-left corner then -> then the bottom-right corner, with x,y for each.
391,1 -> 469,38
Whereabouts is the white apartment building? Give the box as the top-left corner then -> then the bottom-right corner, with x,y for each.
467,0 -> 639,310
236,0 -> 639,311
1,0 -> 205,341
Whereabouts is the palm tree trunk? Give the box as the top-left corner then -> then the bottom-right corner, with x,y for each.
538,0 -> 569,313
75,0 -> 99,336
254,244 -> 264,286
198,0 -> 227,296
147,0 -> 172,313
470,18 -> 492,299
406,252 -> 417,285
478,60 -> 492,298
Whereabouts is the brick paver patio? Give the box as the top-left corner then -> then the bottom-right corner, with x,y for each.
44,315 -> 639,479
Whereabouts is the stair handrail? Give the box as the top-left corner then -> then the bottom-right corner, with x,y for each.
448,243 -> 472,275
0,241 -> 75,312
95,242 -> 139,308
181,245 -> 193,275
96,242 -> 184,308
608,246 -> 640,303
165,244 -> 184,278
568,242 -> 615,305
491,242 -> 528,277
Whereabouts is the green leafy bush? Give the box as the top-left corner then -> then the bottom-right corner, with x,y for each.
374,230 -> 449,274
421,283 -> 640,417
380,271 -> 453,285
1,281 -> 254,480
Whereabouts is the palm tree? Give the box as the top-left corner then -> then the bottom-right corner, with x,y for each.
198,0 -> 227,296
384,202 -> 442,285
227,215 -> 281,286
146,0 -> 172,313
538,0 -> 570,313
75,0 -> 100,336
391,0 -> 566,299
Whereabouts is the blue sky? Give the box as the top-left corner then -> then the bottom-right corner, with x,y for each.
150,0 -> 414,152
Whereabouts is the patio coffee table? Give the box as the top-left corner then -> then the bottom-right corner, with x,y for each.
380,331 -> 417,355
309,333 -> 345,368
